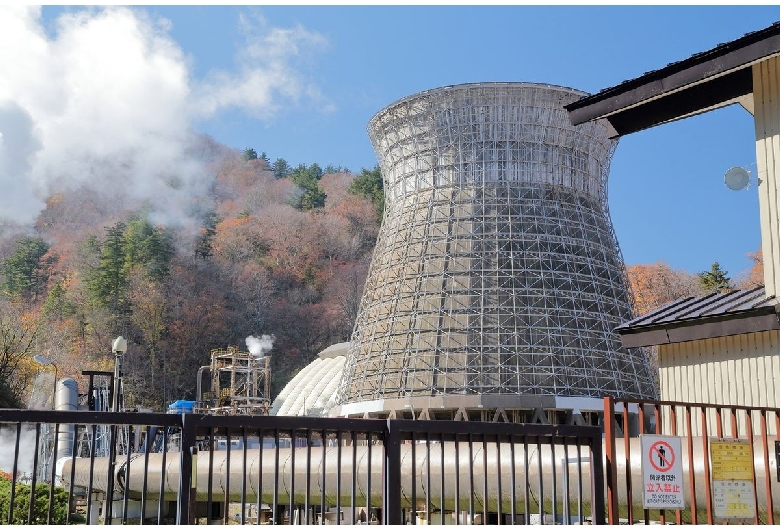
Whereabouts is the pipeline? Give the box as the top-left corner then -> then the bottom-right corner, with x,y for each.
60,436 -> 780,512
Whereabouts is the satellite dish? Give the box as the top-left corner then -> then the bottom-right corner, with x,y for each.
724,166 -> 751,191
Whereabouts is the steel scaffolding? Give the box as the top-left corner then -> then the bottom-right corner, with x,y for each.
336,83 -> 657,415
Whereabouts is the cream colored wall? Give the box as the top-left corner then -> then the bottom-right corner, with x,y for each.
753,56 -> 780,299
658,330 -> 780,436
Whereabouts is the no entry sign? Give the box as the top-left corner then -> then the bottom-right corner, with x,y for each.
641,435 -> 685,509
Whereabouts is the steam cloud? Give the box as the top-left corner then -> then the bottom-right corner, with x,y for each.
0,425 -> 38,478
246,334 -> 275,357
0,6 -> 329,227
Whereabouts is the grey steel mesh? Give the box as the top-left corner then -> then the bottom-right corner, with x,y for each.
336,83 -> 657,406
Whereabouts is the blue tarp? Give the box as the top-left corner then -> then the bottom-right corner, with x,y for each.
167,399 -> 195,413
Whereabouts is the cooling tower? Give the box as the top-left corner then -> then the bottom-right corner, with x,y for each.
334,83 -> 657,420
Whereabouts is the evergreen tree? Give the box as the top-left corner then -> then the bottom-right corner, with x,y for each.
697,262 -> 732,293
348,165 -> 385,221
1,236 -> 50,300
260,151 -> 270,163
242,147 -> 258,161
289,164 -> 327,210
87,223 -> 128,311
272,158 -> 290,179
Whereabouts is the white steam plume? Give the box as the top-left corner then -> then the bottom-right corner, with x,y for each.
0,425 -> 38,478
246,334 -> 275,357
0,6 -> 330,227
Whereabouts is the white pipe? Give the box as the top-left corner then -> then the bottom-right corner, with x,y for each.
59,436 -> 780,512
53,378 -> 78,464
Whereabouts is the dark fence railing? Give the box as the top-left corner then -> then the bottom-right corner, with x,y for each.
604,396 -> 780,525
0,410 -> 604,525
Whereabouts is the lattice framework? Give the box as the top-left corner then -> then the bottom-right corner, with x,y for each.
336,83 -> 657,407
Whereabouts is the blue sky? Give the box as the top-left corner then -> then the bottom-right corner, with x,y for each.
3,5 -> 779,280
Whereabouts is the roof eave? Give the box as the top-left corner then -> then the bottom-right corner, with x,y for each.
565,23 -> 780,136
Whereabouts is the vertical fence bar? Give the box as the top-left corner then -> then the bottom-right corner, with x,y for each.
87,424 -> 97,525
603,397 -> 618,525
654,403 -> 665,526
7,423 -> 21,524
273,429 -> 280,524
411,430 -> 417,524
551,436 -> 557,525
367,431 -> 373,523
224,432 -> 232,525
496,435 -> 503,525
730,407 -> 738,438
510,435 -> 516,524
122,428 -> 132,524
454,435 -> 460,525
157,427 -> 168,523
179,414 -> 196,525
639,403 -> 649,525
536,436 -> 543,524
105,423 -> 116,524
28,422 -> 41,524
523,435 -> 530,525
289,430 -> 296,524
66,424 -> 80,525
321,429 -> 327,525
257,427 -> 264,525
47,422 -> 60,524
241,428 -> 248,525
384,420 -> 402,525
761,410 -> 774,524
468,434 -> 475,524
745,410 -> 760,525
141,424 -> 151,524
622,400 -> 633,524
685,406 -> 697,525
305,429 -> 312,525
351,431 -> 357,525
590,429 -> 606,525
701,407 -> 714,524
562,437 -> 569,525
482,437 -> 488,525
336,430 -> 342,525
207,426 -> 215,525
668,406 -> 682,525
576,439 -> 583,524
440,431 -> 445,524
426,433 -> 431,524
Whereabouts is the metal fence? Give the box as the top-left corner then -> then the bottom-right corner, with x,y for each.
0,410 -> 604,525
604,396 -> 780,525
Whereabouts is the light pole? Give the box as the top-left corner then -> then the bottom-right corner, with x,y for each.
33,354 -> 58,410
112,336 -> 127,412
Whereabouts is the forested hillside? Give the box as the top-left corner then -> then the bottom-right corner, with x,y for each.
0,133 -> 762,410
0,136 -> 383,410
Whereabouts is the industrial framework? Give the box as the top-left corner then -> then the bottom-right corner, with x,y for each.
335,83 -> 657,419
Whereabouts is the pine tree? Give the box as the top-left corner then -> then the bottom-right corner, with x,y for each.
1,236 -> 50,300
697,262 -> 732,293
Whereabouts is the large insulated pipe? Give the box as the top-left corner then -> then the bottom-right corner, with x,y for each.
61,437 -> 780,512
54,378 -> 79,464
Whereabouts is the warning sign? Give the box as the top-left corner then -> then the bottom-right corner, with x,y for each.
710,439 -> 755,519
641,435 -> 685,509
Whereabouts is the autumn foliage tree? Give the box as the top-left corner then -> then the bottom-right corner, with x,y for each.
626,262 -> 703,316
0,139 -> 384,408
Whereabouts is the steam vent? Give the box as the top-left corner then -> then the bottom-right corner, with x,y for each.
333,83 -> 657,422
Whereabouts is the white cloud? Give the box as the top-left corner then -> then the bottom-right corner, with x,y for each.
0,6 -> 330,226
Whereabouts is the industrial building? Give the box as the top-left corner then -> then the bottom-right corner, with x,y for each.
272,82 -> 660,423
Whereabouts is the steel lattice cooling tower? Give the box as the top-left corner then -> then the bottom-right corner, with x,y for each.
334,83 -> 657,419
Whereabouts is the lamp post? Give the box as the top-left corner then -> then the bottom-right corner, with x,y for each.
112,336 -> 127,412
33,354 -> 58,410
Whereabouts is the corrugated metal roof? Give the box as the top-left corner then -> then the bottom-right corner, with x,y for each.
616,286 -> 776,331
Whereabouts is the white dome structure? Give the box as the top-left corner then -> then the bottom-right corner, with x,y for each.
270,343 -> 348,417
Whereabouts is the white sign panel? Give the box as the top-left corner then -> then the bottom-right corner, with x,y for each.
710,438 -> 755,519
641,435 -> 685,509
